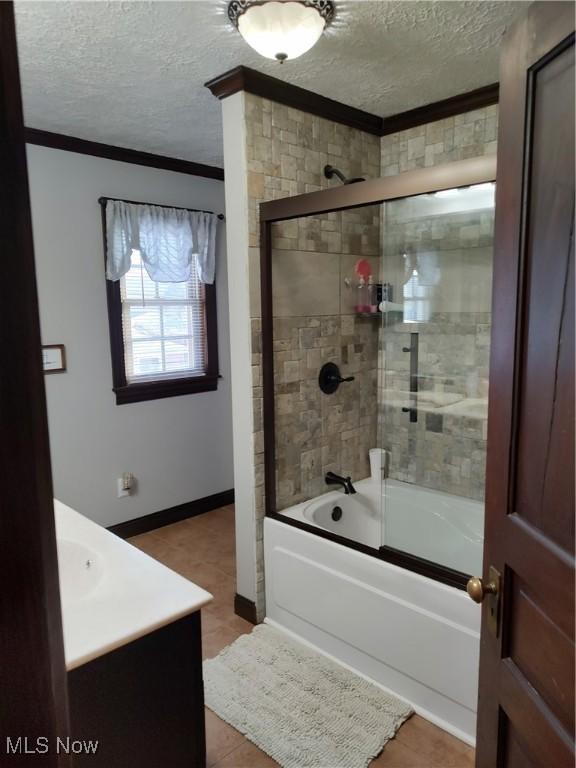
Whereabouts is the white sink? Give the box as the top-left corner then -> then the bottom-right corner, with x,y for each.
57,539 -> 102,603
54,499 -> 213,670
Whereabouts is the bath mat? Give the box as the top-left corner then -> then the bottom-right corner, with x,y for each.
203,624 -> 413,768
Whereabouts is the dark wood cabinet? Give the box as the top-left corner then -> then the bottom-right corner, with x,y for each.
68,613 -> 206,768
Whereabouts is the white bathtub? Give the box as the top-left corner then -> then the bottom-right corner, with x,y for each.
265,478 -> 483,744
282,477 -> 484,574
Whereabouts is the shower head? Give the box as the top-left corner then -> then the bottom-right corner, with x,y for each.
324,164 -> 365,185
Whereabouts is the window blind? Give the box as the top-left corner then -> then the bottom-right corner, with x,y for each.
403,269 -> 431,323
120,250 -> 207,383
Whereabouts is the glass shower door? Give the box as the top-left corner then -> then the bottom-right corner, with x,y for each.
379,182 -> 496,577
269,207 -> 383,552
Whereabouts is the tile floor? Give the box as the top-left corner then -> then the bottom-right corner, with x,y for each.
129,505 -> 475,768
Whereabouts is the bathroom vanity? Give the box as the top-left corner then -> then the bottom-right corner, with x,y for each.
55,501 -> 212,767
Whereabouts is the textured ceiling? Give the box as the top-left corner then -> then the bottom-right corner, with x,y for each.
14,1 -> 527,168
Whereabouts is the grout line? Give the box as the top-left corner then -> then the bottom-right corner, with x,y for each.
205,709 -> 247,768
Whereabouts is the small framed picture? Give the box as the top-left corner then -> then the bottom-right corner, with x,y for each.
42,344 -> 66,374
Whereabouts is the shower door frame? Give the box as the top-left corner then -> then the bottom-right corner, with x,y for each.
259,154 -> 497,589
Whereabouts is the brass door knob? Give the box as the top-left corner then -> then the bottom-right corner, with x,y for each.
467,576 -> 498,603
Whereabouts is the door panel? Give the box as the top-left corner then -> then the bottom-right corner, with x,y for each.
475,3 -> 575,767
508,579 -> 574,733
499,658 -> 572,767
0,2 -> 71,764
504,729 -> 538,768
514,41 -> 575,549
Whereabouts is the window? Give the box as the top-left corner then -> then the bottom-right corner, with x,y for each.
102,199 -> 219,404
403,268 -> 432,323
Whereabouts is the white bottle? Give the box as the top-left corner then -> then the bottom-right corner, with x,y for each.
369,448 -> 386,482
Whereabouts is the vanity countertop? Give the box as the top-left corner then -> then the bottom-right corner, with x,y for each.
55,500 -> 212,671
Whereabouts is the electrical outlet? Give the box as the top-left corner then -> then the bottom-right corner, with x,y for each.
116,472 -> 134,499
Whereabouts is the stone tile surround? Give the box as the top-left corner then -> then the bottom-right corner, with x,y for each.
239,94 -> 499,616
268,207 -> 381,511
381,105 -> 498,176
246,93 -> 382,250
273,313 -> 378,511
244,94 -> 382,615
379,110 -> 498,503
271,209 -> 381,257
381,312 -> 490,501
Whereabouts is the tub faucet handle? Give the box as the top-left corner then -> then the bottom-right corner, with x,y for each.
325,471 -> 357,495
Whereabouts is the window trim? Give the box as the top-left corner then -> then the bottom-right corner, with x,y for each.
101,202 -> 219,405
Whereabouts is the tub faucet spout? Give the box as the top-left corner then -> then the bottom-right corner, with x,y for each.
325,471 -> 357,495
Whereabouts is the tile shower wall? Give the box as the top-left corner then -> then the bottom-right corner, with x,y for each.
381,105 -> 498,175
269,214 -> 381,511
380,106 -> 498,502
381,311 -> 491,501
245,94 -> 381,613
274,312 -> 378,511
246,94 -> 381,247
231,96 -> 498,616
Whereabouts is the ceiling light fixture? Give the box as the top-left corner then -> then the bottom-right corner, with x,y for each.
228,0 -> 335,63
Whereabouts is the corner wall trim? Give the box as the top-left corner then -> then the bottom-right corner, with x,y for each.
24,128 -> 225,181
205,66 -> 383,136
379,83 -> 499,136
108,489 -> 235,539
205,66 -> 499,138
234,593 -> 258,624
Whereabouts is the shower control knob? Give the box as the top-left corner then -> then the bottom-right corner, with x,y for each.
466,576 -> 498,603
319,362 -> 355,394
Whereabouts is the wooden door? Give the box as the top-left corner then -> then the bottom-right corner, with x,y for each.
0,3 -> 71,764
475,3 -> 575,767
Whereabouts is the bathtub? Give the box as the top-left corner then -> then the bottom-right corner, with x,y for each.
264,478 -> 483,744
281,477 -> 484,574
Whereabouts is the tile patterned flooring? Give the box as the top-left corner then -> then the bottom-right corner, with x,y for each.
129,505 -> 475,768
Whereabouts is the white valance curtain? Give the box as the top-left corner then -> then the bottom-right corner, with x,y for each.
402,252 -> 441,286
105,200 -> 218,284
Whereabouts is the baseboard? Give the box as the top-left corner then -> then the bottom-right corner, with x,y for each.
234,593 -> 258,625
108,489 -> 234,539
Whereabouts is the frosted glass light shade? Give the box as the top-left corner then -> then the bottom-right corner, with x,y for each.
237,2 -> 326,61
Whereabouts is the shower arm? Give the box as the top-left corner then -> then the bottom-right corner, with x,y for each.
323,165 -> 365,185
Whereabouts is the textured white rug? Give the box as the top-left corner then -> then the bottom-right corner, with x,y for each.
203,624 -> 413,768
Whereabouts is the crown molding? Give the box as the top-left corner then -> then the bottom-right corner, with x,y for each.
379,82 -> 499,136
24,128 -> 225,181
205,66 -> 383,135
205,65 -> 499,138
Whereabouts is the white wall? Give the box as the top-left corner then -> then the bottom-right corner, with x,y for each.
221,93 -> 258,606
27,145 -> 233,528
